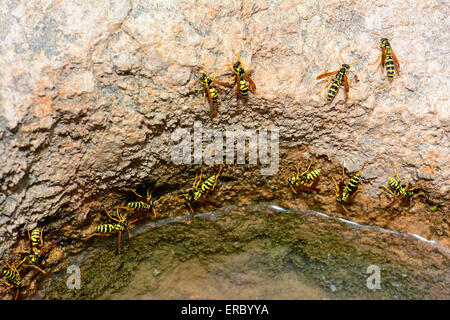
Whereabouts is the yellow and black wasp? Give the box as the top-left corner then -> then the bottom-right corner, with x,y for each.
118,188 -> 161,219
380,162 -> 425,211
189,65 -> 232,115
316,55 -> 359,104
89,207 -> 137,254
369,31 -> 401,80
1,258 -> 25,300
14,228 -> 61,274
178,166 -> 223,214
332,162 -> 366,214
223,52 -> 257,99
284,158 -> 321,194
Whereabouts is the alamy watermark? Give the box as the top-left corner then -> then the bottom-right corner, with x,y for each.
366,265 -> 381,290
66,264 -> 81,290
171,121 -> 279,175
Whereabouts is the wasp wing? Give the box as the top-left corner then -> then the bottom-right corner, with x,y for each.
244,74 -> 257,94
344,74 -> 350,92
390,48 -> 401,74
386,195 -> 404,209
205,84 -> 214,108
381,46 -> 386,68
212,79 -> 234,88
39,238 -> 62,256
316,70 -> 339,80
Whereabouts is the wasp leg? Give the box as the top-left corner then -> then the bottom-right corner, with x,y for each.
104,207 -> 121,223
196,166 -> 204,189
116,205 -> 133,212
23,264 -> 46,274
115,231 -> 122,255
283,174 -> 298,194
340,203 -> 350,215
190,90 -> 206,110
380,185 -> 396,197
331,176 -> 340,199
410,192 -> 425,211
369,54 -> 383,74
391,162 -> 402,183
315,77 -> 333,95
39,227 -> 44,247
129,188 -> 144,199
210,167 -> 223,191
347,78 -> 359,88
349,190 -> 360,199
13,249 -> 29,254
186,202 -> 195,215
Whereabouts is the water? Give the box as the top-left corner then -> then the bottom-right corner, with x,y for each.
36,205 -> 450,300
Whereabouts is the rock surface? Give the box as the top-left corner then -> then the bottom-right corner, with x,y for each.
0,0 -> 449,270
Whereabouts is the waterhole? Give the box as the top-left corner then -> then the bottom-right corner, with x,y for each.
35,205 -> 449,300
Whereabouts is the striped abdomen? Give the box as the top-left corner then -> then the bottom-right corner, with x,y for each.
3,270 -> 20,286
341,174 -> 361,202
96,224 -> 116,233
327,71 -> 345,102
128,201 -> 152,211
209,87 -> 218,103
305,169 -> 321,184
384,44 -> 395,79
30,228 -> 41,247
194,175 -> 218,200
387,177 -> 405,196
239,79 -> 249,97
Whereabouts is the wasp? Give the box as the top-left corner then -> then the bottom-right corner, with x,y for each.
178,166 -> 223,214
118,188 -> 161,219
89,207 -> 137,254
1,258 -> 25,300
380,162 -> 425,211
316,55 -> 359,104
14,228 -> 61,274
189,65 -> 232,115
284,158 -> 321,194
332,162 -> 366,214
369,31 -> 401,80
223,52 -> 257,99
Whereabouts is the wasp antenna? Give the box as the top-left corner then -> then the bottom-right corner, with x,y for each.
373,32 -> 382,38
358,162 -> 366,175
339,54 -> 345,64
387,30 -> 394,38
349,60 -> 360,65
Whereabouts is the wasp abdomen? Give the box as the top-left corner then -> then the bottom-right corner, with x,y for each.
306,169 -> 321,182
128,201 -> 152,210
239,79 -> 249,97
96,224 -> 116,233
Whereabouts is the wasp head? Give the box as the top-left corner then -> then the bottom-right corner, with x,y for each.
380,38 -> 390,46
178,190 -> 194,203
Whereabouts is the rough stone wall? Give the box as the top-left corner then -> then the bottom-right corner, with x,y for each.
1,0 -> 449,259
